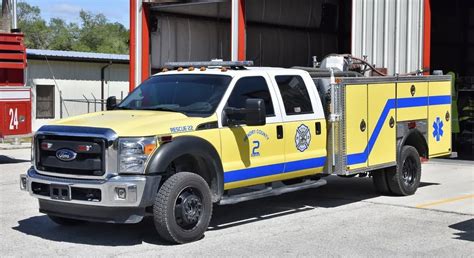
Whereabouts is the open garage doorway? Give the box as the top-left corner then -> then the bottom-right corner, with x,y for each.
430,0 -> 474,160
148,0 -> 351,71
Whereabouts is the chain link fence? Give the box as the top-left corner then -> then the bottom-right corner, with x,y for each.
60,94 -> 122,119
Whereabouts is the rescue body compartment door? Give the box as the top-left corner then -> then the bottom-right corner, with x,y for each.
428,81 -> 452,157
367,83 -> 396,166
345,84 -> 368,170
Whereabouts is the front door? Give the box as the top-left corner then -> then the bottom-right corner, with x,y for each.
220,75 -> 285,189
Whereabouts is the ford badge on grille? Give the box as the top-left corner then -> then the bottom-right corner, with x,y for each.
56,149 -> 77,162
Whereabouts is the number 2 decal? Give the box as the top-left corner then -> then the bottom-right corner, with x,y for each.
9,108 -> 19,130
251,140 -> 260,157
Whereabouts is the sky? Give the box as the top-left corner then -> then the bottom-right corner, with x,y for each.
20,0 -> 130,28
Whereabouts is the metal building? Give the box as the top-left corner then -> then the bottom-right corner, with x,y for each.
26,49 -> 129,130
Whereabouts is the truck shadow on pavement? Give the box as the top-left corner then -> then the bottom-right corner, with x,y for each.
12,176 -> 439,246
13,215 -> 171,246
0,155 -> 29,164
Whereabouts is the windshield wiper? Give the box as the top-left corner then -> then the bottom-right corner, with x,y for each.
139,107 -> 181,113
115,106 -> 132,110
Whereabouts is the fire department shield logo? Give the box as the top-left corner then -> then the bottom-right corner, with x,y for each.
295,124 -> 311,152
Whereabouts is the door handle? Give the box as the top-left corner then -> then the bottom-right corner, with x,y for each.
315,122 -> 321,135
360,119 -> 366,132
276,125 -> 283,139
389,116 -> 395,128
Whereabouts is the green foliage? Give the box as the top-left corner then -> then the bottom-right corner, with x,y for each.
17,2 -> 129,54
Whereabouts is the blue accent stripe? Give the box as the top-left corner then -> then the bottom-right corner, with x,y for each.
429,95 -> 451,105
224,157 -> 327,183
347,95 -> 451,165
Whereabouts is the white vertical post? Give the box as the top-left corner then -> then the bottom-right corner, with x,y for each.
395,0 -> 401,74
418,0 -> 424,71
383,0 -> 389,68
351,0 -> 356,55
407,0 -> 413,73
231,0 -> 239,61
372,0 -> 378,66
362,0 -> 367,57
12,0 -> 17,29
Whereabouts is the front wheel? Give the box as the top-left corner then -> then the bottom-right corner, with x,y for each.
153,172 -> 213,244
386,146 -> 422,196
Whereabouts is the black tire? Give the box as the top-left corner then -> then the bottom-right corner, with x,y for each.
386,146 -> 421,196
48,215 -> 85,226
153,172 -> 212,244
372,169 -> 392,195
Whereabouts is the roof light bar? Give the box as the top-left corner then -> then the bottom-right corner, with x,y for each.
164,60 -> 254,69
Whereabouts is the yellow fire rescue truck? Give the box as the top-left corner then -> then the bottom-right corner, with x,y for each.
20,57 -> 452,243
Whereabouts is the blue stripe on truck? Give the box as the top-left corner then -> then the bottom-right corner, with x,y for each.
347,95 -> 451,165
224,157 -> 326,183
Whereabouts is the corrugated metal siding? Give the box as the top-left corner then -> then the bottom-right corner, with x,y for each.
352,0 -> 424,75
151,0 -> 341,68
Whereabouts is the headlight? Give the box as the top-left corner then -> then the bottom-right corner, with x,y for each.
118,137 -> 157,174
31,136 -> 35,165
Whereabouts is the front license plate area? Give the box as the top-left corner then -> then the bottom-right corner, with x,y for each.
50,184 -> 71,201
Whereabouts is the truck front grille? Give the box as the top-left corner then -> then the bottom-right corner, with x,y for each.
36,135 -> 106,177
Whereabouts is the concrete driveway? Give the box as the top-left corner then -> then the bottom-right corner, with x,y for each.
1,149 -> 473,256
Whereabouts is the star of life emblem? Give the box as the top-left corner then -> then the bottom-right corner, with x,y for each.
295,124 -> 311,152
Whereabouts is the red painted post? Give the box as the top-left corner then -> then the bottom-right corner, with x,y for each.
129,0 -> 136,92
141,3 -> 150,82
237,0 -> 246,61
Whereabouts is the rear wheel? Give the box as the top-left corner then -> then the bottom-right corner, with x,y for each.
386,146 -> 421,196
153,172 -> 212,244
48,215 -> 85,226
372,169 -> 392,195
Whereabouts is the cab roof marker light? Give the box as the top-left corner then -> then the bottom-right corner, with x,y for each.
177,67 -> 184,71
164,60 -> 254,69
188,66 -> 195,71
200,66 -> 206,71
162,68 -> 168,72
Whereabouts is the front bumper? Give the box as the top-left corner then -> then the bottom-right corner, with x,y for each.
20,167 -> 161,223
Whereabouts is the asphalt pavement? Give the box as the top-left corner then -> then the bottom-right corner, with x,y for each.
0,148 -> 473,256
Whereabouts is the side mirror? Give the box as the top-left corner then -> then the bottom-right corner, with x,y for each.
245,98 -> 266,126
224,98 -> 266,126
106,96 -> 117,110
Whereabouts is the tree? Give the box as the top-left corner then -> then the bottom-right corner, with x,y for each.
15,2 -> 129,54
74,10 -> 129,54
17,2 -> 50,49
1,0 -> 11,32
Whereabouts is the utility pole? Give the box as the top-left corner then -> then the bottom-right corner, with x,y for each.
1,0 -> 11,32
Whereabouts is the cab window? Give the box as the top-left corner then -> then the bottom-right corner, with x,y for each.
275,75 -> 313,115
226,76 -> 275,121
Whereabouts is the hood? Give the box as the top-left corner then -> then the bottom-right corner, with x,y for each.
52,110 -> 217,137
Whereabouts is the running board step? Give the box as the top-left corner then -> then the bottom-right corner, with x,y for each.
218,179 -> 327,205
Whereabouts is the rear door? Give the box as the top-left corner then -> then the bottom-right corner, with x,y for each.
270,71 -> 327,178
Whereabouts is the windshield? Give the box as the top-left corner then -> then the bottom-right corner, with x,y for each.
118,74 -> 232,116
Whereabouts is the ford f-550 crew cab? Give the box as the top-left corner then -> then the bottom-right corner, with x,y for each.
20,58 -> 452,244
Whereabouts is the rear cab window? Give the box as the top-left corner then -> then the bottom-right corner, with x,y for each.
274,75 -> 313,116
